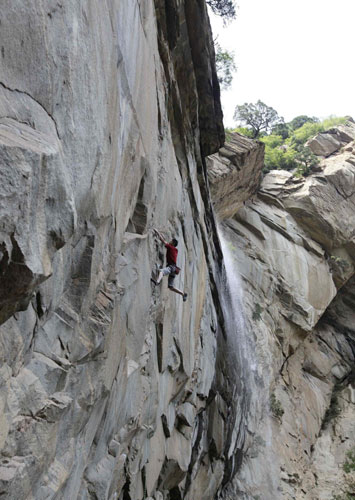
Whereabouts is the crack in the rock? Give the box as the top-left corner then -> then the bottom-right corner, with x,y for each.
136,0 -> 148,40
0,81 -> 61,140
0,115 -> 35,129
331,179 -> 355,202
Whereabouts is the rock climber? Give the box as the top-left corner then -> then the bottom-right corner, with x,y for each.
151,228 -> 188,302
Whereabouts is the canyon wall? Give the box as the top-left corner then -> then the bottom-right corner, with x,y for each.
0,2 -> 246,499
209,127 -> 355,499
1,1 -> 354,499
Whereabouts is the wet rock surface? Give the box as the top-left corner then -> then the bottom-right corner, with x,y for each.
215,142 -> 355,499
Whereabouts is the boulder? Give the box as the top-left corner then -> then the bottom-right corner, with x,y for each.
307,120 -> 355,157
207,132 -> 264,219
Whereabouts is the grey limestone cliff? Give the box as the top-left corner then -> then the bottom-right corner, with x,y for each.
1,1 -> 354,499
210,128 -> 355,499
0,2 -> 246,499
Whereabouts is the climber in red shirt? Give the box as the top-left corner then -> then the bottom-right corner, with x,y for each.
151,228 -> 188,302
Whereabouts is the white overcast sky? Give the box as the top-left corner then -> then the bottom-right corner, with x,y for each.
209,0 -> 355,128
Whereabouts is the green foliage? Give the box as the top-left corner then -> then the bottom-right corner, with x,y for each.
252,303 -> 263,321
264,147 -> 296,173
290,116 -> 347,145
322,115 -> 347,130
215,43 -> 237,90
322,393 -> 341,428
260,134 -> 284,148
224,128 -> 235,142
207,0 -> 237,22
290,121 -> 323,145
229,107 -> 349,176
271,121 -> 290,139
270,393 -> 284,421
331,429 -> 355,499
232,126 -> 255,138
288,115 -> 319,131
294,146 -> 319,177
332,494 -> 355,500
344,449 -> 355,474
234,100 -> 284,138
258,114 -> 348,175
260,135 -> 298,173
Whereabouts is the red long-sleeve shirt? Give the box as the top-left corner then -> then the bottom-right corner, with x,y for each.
165,243 -> 178,265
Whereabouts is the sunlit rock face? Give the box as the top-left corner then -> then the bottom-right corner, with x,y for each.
0,2 -> 250,499
307,120 -> 355,157
211,136 -> 355,499
1,0 -> 354,498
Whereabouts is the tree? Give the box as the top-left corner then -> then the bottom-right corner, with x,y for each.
215,43 -> 236,90
206,0 -> 237,22
294,146 -> 319,177
289,115 -> 319,131
271,121 -> 290,139
233,100 -> 283,138
290,121 -> 323,145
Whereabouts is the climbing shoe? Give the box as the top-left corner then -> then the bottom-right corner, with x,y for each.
183,293 -> 188,302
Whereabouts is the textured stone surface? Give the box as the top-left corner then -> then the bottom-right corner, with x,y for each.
217,147 -> 355,499
0,2 -> 246,500
307,120 -> 355,157
207,132 -> 264,219
1,1 -> 355,499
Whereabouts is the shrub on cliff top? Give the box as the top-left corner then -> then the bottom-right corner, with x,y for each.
207,0 -> 237,22
232,109 -> 348,175
290,115 -> 347,145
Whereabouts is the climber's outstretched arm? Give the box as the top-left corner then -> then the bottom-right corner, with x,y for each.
153,228 -> 168,245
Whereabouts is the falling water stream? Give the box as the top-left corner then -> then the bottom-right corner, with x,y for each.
218,226 -> 280,499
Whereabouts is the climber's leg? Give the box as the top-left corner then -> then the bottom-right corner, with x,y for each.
151,266 -> 170,286
167,273 -> 187,301
156,270 -> 164,284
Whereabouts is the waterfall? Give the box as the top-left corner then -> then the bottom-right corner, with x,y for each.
218,226 -> 280,500
219,231 -> 257,374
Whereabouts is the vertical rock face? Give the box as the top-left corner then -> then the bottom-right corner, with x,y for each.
0,2 -> 245,499
208,135 -> 355,499
2,2 -> 353,498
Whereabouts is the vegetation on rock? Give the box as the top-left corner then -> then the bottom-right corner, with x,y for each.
230,105 -> 347,176
215,42 -> 237,90
252,303 -> 263,321
332,448 -> 355,499
207,0 -> 237,22
344,449 -> 355,474
270,392 -> 284,421
322,391 -> 341,429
